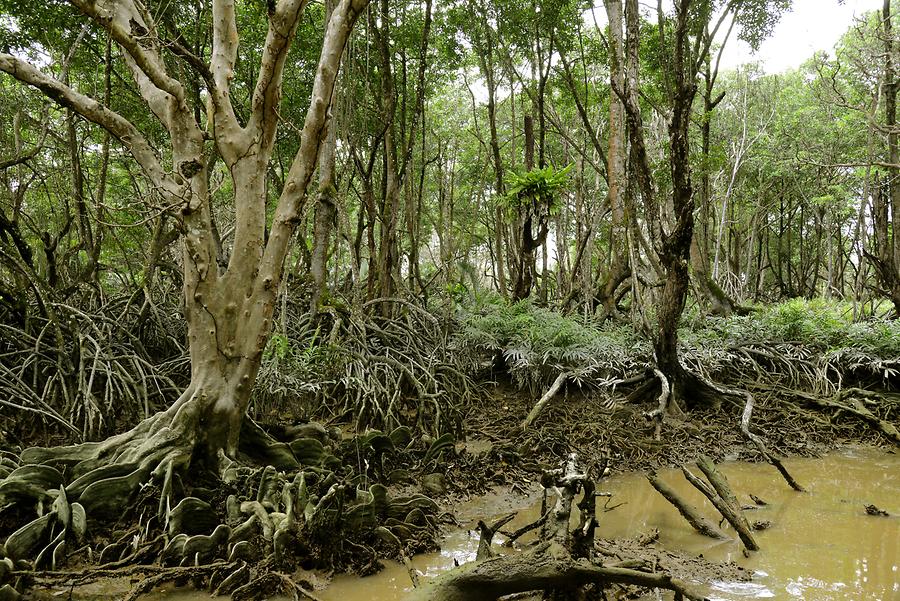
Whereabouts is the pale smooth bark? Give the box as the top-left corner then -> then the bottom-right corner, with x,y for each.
0,0 -> 369,459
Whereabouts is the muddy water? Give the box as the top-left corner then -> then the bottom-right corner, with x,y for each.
155,447 -> 898,601
319,447 -> 899,601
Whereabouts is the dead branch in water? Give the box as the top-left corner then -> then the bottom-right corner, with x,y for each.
647,472 -> 727,540
406,453 -> 710,601
681,462 -> 758,552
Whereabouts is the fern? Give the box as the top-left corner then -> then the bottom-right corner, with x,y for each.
455,297 -> 649,393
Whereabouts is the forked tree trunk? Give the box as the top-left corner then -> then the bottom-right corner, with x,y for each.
0,0 -> 369,466
621,0 -> 721,406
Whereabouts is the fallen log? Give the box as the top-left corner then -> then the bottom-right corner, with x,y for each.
404,547 -> 710,601
681,465 -> 758,552
695,456 -> 753,533
647,472 -> 727,540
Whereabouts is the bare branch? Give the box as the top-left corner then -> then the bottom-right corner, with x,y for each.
67,0 -> 185,106
0,53 -> 176,195
210,0 -> 246,162
0,110 -> 49,170
248,0 -> 310,151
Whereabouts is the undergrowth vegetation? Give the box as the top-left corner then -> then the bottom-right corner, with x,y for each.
456,295 -> 900,395
3,290 -> 896,448
455,295 -> 649,392
686,298 -> 900,354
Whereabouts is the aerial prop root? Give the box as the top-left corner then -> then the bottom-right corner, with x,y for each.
679,367 -> 804,492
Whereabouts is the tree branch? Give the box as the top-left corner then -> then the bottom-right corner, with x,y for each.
0,109 -> 49,170
0,53 -> 176,196
260,0 -> 370,283
209,0 -> 245,162
67,0 -> 185,107
248,0 -> 310,151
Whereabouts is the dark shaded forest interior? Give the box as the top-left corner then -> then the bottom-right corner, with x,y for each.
0,0 -> 898,599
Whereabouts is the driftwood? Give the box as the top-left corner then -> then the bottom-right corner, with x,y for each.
406,454 -> 710,601
476,513 -> 516,560
543,453 -> 584,547
681,460 -> 758,552
571,474 -> 599,559
647,472 -> 727,539
865,504 -> 890,517
404,548 -> 709,601
500,509 -> 550,547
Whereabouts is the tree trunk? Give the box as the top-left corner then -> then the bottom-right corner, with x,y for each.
310,0 -> 340,318
621,0 -> 724,407
512,115 -> 537,302
474,5 -> 508,298
372,0 -> 431,310
0,0 -> 369,463
692,58 -> 742,316
596,0 -> 631,320
875,0 -> 900,315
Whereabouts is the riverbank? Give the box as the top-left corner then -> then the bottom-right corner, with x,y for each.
14,379 -> 898,601
27,445 -> 897,601
434,382 -> 894,503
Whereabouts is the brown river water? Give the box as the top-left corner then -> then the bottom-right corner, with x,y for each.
157,447 -> 899,601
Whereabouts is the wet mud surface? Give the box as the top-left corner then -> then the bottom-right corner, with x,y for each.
206,447 -> 898,601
